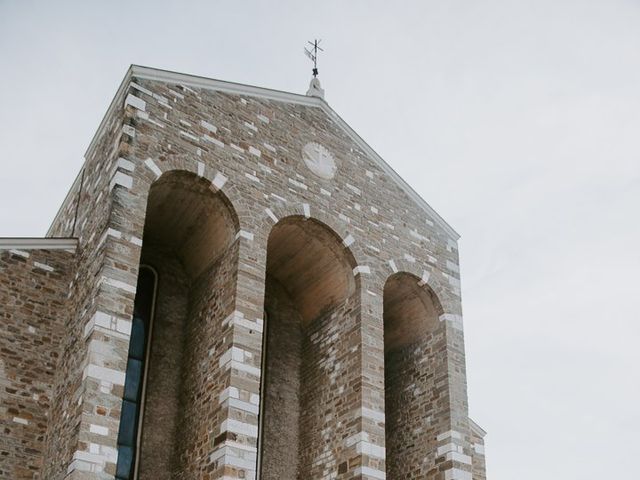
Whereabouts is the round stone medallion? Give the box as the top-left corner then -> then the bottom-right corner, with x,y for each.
301,142 -> 337,180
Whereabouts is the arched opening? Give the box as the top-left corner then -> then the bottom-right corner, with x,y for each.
259,217 -> 358,479
383,273 -> 443,479
116,171 -> 239,480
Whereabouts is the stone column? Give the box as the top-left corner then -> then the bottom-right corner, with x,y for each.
65,163 -> 147,478
208,229 -> 266,480
347,274 -> 387,480
434,313 -> 475,480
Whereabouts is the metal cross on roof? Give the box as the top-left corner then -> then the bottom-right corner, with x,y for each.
304,39 -> 324,77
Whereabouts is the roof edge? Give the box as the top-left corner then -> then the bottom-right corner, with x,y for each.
46,166 -> 83,237
469,418 -> 487,438
319,105 -> 460,240
0,237 -> 78,251
53,65 -> 460,240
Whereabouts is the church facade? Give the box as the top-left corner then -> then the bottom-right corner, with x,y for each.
0,66 -> 486,480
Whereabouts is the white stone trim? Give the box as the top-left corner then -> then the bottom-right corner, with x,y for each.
437,430 -> 463,442
99,276 -> 137,294
353,265 -> 371,275
89,424 -> 109,436
444,468 -> 472,480
360,407 -> 385,423
235,230 -> 254,241
345,433 -> 386,460
265,208 -> 278,223
124,93 -> 146,111
418,269 -> 431,286
354,466 -> 386,479
116,157 -> 135,172
439,313 -> 464,331
342,233 -> 355,247
0,238 -> 78,251
209,441 -> 257,472
144,158 -> 162,178
33,261 -> 55,272
83,364 -> 125,385
109,171 -> 133,190
220,419 -> 258,438
213,172 -> 228,189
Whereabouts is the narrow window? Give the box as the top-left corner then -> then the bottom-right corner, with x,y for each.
116,266 -> 157,480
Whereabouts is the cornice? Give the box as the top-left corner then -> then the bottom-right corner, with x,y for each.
0,237 -> 78,251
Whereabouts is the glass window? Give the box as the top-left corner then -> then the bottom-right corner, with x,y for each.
116,266 -> 156,480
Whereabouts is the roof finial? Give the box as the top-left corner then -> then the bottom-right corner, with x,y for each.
305,39 -> 325,99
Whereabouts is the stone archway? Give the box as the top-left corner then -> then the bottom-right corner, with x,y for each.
116,170 -> 239,480
258,216 -> 359,479
383,272 -> 444,479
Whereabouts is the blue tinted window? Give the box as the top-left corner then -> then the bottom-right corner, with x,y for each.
118,400 -> 138,447
116,445 -> 134,479
123,359 -> 143,402
129,317 -> 146,360
116,266 -> 156,480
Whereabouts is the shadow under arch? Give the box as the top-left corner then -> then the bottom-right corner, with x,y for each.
383,272 -> 445,479
116,170 -> 240,480
258,215 -> 360,479
141,169 -> 240,278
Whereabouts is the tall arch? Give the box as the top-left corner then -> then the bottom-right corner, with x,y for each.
383,272 -> 444,479
258,216 -> 359,479
115,171 -> 239,480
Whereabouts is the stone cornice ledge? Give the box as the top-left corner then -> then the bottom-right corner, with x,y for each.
0,237 -> 78,251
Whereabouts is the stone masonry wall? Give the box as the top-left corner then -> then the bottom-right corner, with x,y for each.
261,278 -> 303,479
299,294 -> 365,478
177,240 -> 240,478
385,327 -> 449,478
4,68 -> 486,480
136,247 -> 190,480
471,421 -> 487,480
43,79 -> 132,479
114,75 -> 471,478
0,248 -> 73,479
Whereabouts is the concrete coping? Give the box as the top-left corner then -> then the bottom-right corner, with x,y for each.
0,237 -> 78,251
469,418 -> 487,438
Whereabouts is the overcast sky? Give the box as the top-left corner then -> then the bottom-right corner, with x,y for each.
1,1 -> 639,478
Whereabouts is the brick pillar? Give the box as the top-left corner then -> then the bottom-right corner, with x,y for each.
470,419 -> 487,480
434,314 -> 475,480
347,274 -> 387,480
65,175 -> 146,478
208,230 -> 266,480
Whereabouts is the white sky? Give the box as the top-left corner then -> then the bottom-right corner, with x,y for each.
1,1 -> 639,478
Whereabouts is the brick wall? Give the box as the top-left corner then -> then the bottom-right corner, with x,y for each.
385,327 -> 448,478
136,247 -> 189,479
177,240 -> 239,478
0,249 -> 73,479
261,278 -> 303,479
471,420 -> 487,480
0,67 -> 486,480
